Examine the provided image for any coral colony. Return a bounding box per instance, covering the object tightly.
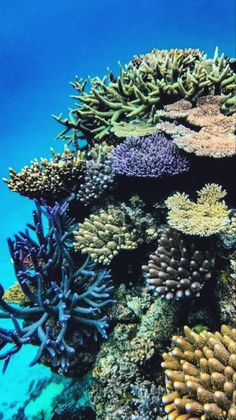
[1,48,236,419]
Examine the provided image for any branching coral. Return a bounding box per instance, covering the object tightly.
[163,95,236,158]
[3,146,85,202]
[78,142,116,206]
[166,184,230,236]
[143,227,215,300]
[0,202,114,372]
[74,202,158,265]
[111,133,190,178]
[162,325,236,420]
[53,48,236,144]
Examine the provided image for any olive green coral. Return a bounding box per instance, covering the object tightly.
[74,202,158,265]
[166,184,230,237]
[3,282,28,304]
[54,48,236,144]
[3,146,85,201]
[162,324,236,420]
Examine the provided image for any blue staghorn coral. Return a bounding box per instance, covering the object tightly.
[0,201,114,373]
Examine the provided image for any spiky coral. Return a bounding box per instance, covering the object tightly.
[162,95,236,158]
[3,146,85,202]
[78,142,116,206]
[54,48,236,144]
[143,227,215,300]
[111,133,190,178]
[166,184,229,236]
[74,202,158,265]
[0,202,114,372]
[162,325,236,420]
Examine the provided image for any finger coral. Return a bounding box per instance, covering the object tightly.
[163,95,236,158]
[78,142,116,206]
[142,227,215,300]
[0,201,114,372]
[54,48,236,144]
[111,133,190,178]
[74,203,158,265]
[162,324,236,420]
[166,184,230,236]
[3,146,85,202]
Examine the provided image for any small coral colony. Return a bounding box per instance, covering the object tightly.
[1,48,236,419]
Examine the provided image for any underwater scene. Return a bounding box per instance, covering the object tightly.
[0,0,235,419]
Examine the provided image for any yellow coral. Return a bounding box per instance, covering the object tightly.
[166,184,229,236]
[162,325,236,420]
[3,282,27,304]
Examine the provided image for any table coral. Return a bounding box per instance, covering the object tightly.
[0,201,114,373]
[3,146,85,202]
[166,184,230,236]
[162,325,236,420]
[111,133,190,178]
[53,48,236,144]
[163,95,236,158]
[143,227,215,300]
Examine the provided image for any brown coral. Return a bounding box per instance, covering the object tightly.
[163,95,236,158]
[162,325,236,420]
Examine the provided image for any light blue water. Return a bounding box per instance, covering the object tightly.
[0,0,235,416]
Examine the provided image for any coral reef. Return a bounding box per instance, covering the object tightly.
[3,146,85,202]
[162,324,236,420]
[3,282,28,305]
[143,227,215,300]
[0,202,114,372]
[166,183,230,236]
[54,48,236,144]
[74,201,158,265]
[111,133,190,178]
[162,95,236,158]
[219,211,236,248]
[78,142,116,206]
[110,121,159,138]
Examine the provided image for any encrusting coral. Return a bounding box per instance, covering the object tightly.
[3,146,85,202]
[143,227,215,300]
[162,324,236,420]
[0,201,114,373]
[161,95,236,158]
[111,133,190,178]
[3,282,28,305]
[53,48,236,144]
[166,184,230,237]
[74,202,158,265]
[78,142,116,206]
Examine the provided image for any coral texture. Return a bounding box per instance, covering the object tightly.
[0,202,114,372]
[111,133,190,178]
[3,282,28,305]
[54,48,236,144]
[110,122,160,138]
[74,203,158,265]
[143,227,215,300]
[162,325,236,420]
[219,212,236,249]
[163,95,236,158]
[4,147,85,202]
[166,184,229,236]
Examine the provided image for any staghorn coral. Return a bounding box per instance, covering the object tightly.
[74,202,158,265]
[162,324,236,420]
[143,227,215,300]
[0,201,114,373]
[111,133,190,178]
[166,184,230,236]
[3,146,85,202]
[162,95,236,158]
[78,142,116,206]
[53,48,236,144]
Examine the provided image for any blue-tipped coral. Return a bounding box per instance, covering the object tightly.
[111,133,190,178]
[0,201,114,373]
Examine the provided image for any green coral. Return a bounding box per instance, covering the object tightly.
[54,47,236,144]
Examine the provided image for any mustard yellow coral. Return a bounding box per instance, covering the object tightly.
[3,282,27,304]
[162,325,236,420]
[166,184,229,236]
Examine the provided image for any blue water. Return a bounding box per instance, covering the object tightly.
[0,0,235,416]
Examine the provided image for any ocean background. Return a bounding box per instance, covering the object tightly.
[0,0,235,417]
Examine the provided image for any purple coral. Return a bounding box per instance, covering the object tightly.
[111,134,190,178]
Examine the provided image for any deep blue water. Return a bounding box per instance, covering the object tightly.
[0,0,235,416]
